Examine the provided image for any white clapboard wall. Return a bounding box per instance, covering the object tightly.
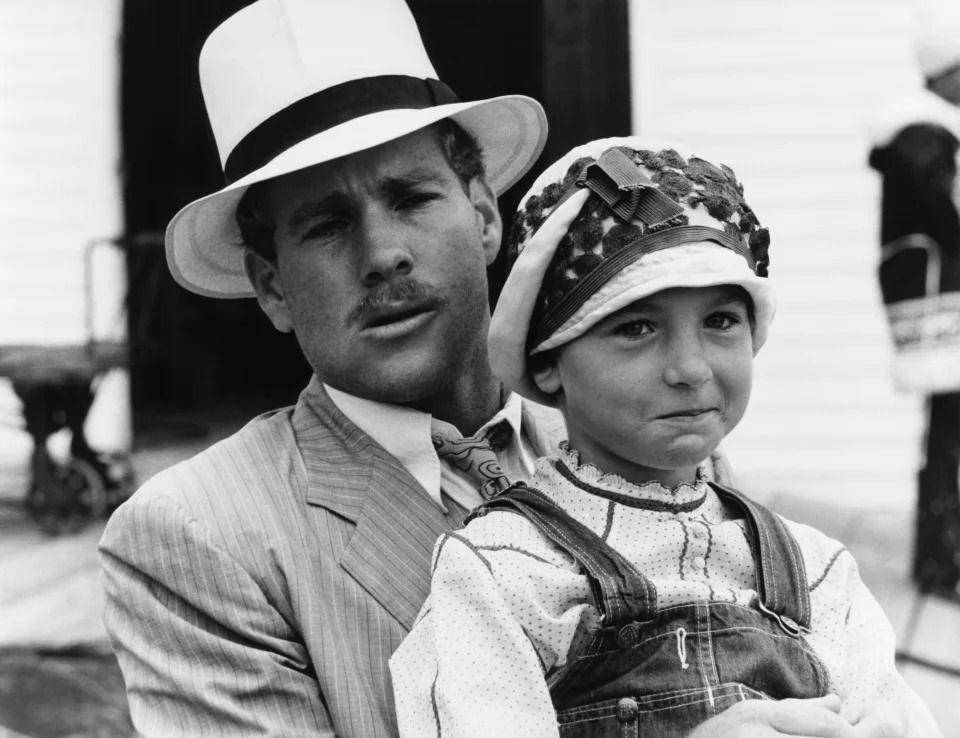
[0,0,126,478]
[628,0,927,508]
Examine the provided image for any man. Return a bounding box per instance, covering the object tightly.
[101,1,891,736]
[100,1,557,735]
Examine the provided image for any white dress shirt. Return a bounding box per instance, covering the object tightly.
[324,384,537,512]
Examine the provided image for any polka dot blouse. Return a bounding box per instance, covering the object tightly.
[390,445,939,737]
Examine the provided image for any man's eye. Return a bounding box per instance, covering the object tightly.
[303,219,347,241]
[395,192,439,211]
[705,312,741,330]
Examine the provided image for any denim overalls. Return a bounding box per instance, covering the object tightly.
[469,481,830,737]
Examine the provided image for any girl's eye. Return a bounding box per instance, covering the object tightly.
[614,319,654,337]
[705,312,741,330]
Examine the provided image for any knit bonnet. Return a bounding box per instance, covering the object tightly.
[488,136,776,406]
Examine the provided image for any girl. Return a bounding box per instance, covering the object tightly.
[390,138,938,737]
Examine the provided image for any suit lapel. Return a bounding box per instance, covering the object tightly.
[339,451,462,630]
[294,379,458,631]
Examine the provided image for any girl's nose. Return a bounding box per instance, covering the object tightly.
[663,335,711,387]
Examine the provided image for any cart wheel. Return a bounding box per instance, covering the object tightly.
[100,453,136,508]
[69,458,108,517]
[26,458,106,535]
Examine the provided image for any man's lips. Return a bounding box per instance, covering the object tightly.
[360,299,439,330]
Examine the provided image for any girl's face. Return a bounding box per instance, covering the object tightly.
[533,285,754,489]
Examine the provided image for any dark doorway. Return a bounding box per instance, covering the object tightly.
[120,0,630,421]
[121,0,307,422]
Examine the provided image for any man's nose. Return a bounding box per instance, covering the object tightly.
[662,332,711,387]
[359,219,414,286]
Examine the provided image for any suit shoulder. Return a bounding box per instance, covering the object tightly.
[113,407,305,529]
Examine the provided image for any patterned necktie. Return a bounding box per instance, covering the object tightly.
[431,422,512,500]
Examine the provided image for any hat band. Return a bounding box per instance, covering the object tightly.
[530,225,753,348]
[223,75,460,184]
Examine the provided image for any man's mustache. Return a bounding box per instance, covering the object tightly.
[349,277,448,325]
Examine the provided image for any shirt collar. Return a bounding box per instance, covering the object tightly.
[323,383,524,507]
[544,441,710,510]
[429,389,524,444]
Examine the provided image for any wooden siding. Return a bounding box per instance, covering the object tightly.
[628,0,926,507]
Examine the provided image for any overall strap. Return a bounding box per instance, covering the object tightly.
[710,482,812,632]
[467,483,658,627]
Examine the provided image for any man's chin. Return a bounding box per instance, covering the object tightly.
[328,361,454,405]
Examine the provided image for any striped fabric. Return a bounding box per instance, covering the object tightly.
[98,377,566,737]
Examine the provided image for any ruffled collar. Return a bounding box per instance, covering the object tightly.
[545,441,710,510]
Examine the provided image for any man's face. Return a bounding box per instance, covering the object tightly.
[245,128,501,404]
[535,286,753,487]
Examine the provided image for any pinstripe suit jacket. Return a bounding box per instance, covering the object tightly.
[99,377,566,737]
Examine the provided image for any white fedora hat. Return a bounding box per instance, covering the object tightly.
[165,0,548,298]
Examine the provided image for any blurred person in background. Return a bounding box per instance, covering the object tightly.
[868,1,960,601]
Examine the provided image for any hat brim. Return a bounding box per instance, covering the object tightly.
[488,189,591,407]
[166,94,547,298]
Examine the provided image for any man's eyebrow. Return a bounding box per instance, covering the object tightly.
[378,168,449,194]
[287,192,351,232]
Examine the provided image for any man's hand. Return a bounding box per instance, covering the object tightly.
[688,695,859,737]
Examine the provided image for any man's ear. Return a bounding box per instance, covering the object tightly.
[468,177,502,266]
[243,248,294,333]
